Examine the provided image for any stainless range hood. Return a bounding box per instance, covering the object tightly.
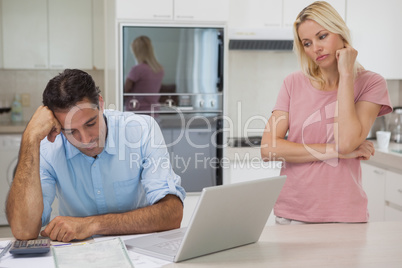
[228,27,294,51]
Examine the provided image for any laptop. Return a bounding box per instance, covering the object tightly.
[124,175,286,262]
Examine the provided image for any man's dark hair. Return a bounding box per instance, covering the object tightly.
[43,69,101,111]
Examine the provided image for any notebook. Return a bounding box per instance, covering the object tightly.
[125,175,286,262]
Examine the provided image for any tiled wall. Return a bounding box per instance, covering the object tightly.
[227,51,402,137]
[0,69,104,122]
[0,56,400,130]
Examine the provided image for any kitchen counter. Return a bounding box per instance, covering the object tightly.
[0,121,28,134]
[2,222,401,267]
[225,140,402,173]
[166,221,402,268]
[367,141,402,173]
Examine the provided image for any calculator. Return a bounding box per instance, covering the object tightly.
[9,238,51,255]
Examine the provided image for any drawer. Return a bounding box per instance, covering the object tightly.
[385,170,402,207]
[384,205,402,221]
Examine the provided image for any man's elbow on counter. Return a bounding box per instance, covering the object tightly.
[10,224,40,240]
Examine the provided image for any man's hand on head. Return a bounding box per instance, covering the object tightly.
[25,106,61,143]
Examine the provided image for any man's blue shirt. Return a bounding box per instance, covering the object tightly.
[39,110,185,226]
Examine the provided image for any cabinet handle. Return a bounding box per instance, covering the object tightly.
[373,170,385,175]
[153,14,171,18]
[398,189,402,194]
[34,64,47,68]
[51,65,64,69]
[264,23,281,27]
[176,15,194,19]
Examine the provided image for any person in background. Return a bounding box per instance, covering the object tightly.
[124,36,164,113]
[6,69,185,242]
[261,1,392,224]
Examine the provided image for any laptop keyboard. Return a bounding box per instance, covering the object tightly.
[154,238,182,251]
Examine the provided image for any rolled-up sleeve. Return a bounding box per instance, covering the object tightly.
[138,116,186,204]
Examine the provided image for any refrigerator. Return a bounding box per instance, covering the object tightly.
[119,24,225,192]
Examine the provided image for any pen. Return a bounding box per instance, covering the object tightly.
[0,241,12,261]
[52,243,72,247]
[52,242,87,247]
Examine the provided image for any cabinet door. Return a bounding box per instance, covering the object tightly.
[347,0,402,79]
[229,0,281,28]
[93,0,105,70]
[385,170,402,208]
[2,0,48,69]
[283,0,345,28]
[385,206,402,221]
[115,0,173,20]
[48,0,92,69]
[361,162,386,222]
[174,0,229,21]
[0,2,3,69]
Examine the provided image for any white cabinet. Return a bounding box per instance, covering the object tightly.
[346,0,402,79]
[174,0,229,22]
[48,0,92,69]
[229,0,282,29]
[2,0,48,69]
[0,1,3,69]
[229,0,345,29]
[115,0,229,22]
[384,170,402,221]
[361,162,402,222]
[116,0,173,20]
[361,162,386,222]
[93,0,105,70]
[1,0,96,70]
[282,0,345,27]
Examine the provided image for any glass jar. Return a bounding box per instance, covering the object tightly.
[388,107,402,143]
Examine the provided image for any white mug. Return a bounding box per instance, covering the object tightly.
[376,131,391,150]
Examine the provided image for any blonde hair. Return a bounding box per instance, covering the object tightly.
[293,1,363,89]
[131,36,163,73]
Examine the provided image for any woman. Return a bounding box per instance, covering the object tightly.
[124,36,164,113]
[261,1,392,224]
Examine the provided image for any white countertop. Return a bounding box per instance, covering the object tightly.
[166,222,402,268]
[0,121,28,134]
[225,140,402,173]
[2,222,402,268]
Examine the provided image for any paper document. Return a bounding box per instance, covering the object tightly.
[52,237,134,268]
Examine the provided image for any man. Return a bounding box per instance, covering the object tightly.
[6,69,185,242]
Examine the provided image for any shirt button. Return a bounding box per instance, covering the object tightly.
[93,164,96,167]
[97,190,101,195]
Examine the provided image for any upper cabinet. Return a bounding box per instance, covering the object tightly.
[229,0,345,30]
[347,0,402,79]
[282,0,345,27]
[1,0,103,70]
[2,0,48,69]
[173,0,229,22]
[115,0,173,20]
[115,0,229,22]
[48,0,92,70]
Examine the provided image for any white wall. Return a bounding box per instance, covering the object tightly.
[226,50,299,138]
